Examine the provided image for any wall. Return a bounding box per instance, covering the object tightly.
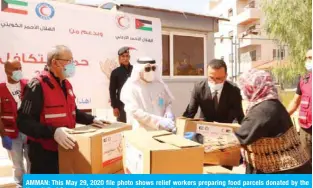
[113,6,216,118]
[119,6,215,32]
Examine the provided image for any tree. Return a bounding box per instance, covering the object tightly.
[261,0,312,84]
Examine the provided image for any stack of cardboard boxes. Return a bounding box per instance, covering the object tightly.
[59,117,242,174]
[59,123,132,174]
[59,123,204,174]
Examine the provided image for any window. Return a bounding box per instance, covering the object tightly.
[173,35,204,76]
[250,50,257,61]
[273,49,285,60]
[281,49,285,60]
[273,49,277,59]
[161,32,206,77]
[229,53,233,63]
[229,30,233,38]
[228,8,233,17]
[162,35,170,76]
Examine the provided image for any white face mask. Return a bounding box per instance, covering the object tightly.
[143,71,155,82]
[305,60,312,71]
[208,82,224,91]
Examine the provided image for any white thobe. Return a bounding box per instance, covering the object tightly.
[120,79,173,131]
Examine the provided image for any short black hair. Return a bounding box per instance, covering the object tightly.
[207,59,227,73]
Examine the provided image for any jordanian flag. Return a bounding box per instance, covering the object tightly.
[1,0,28,15]
[135,19,152,31]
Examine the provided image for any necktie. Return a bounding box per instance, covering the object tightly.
[213,91,218,111]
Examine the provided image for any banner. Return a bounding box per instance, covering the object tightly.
[0,0,162,109]
[22,174,312,188]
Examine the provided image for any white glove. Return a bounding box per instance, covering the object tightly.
[158,118,175,132]
[54,127,76,150]
[92,117,108,128]
[164,112,175,121]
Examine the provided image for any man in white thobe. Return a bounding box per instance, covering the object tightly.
[120,57,175,132]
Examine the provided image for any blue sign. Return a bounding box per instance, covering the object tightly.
[23,174,312,188]
[35,2,55,20]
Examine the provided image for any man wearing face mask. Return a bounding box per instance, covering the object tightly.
[17,45,105,174]
[109,47,133,123]
[288,49,312,163]
[183,59,244,124]
[120,57,175,132]
[0,59,30,186]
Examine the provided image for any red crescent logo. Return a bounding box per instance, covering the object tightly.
[40,5,48,16]
[118,16,125,27]
[116,15,130,29]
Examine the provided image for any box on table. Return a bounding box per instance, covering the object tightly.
[176,117,241,166]
[0,177,16,188]
[203,165,233,174]
[123,129,204,174]
[59,123,132,174]
[114,169,124,174]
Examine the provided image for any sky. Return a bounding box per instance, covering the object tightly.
[75,0,211,15]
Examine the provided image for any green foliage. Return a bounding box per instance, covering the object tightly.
[261,0,312,84]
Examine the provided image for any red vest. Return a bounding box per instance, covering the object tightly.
[34,71,76,151]
[298,72,312,129]
[0,79,28,139]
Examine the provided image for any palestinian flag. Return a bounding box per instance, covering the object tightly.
[1,0,28,15]
[135,19,152,31]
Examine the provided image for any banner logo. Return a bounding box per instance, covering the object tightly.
[1,0,28,15]
[115,14,130,30]
[35,2,55,20]
[135,19,152,31]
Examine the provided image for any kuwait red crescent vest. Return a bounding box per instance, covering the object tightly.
[34,71,76,151]
[298,72,312,129]
[0,79,28,139]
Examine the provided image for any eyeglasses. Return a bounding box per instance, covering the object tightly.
[208,76,225,83]
[56,59,74,64]
[144,66,156,72]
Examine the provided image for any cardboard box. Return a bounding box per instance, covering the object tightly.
[59,123,132,174]
[176,117,240,136]
[203,165,233,174]
[114,169,124,174]
[176,117,241,166]
[202,146,241,166]
[0,177,16,188]
[123,129,204,174]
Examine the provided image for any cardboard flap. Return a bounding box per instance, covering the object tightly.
[149,130,173,138]
[69,126,99,134]
[177,117,203,121]
[153,134,201,148]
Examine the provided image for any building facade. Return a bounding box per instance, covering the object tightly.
[209,0,287,80]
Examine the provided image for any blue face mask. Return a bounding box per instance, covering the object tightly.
[305,60,312,71]
[63,62,76,78]
[11,70,23,82]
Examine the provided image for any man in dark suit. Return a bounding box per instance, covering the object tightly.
[183,59,244,123]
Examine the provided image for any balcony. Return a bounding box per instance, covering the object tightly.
[238,33,262,48]
[236,8,261,25]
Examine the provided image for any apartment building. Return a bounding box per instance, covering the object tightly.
[209,0,287,79]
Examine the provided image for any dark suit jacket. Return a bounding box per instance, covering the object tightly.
[183,80,244,123]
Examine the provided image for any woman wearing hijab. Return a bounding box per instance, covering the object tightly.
[235,69,311,174]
